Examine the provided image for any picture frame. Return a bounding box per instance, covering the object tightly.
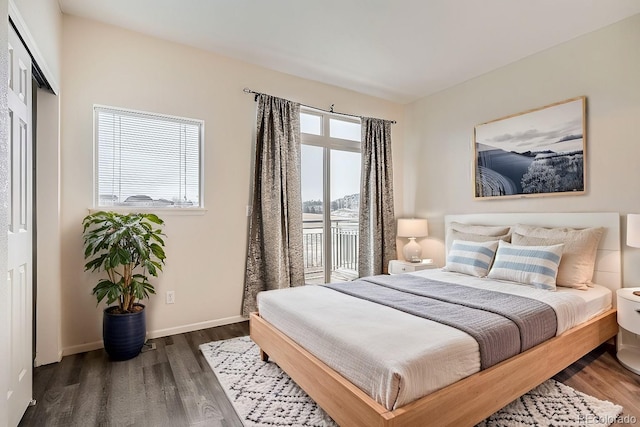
[473,96,586,199]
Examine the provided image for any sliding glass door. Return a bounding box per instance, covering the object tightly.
[301,110,361,284]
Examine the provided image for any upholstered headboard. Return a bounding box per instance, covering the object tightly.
[444,212,621,292]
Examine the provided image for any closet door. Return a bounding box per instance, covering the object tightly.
[7,24,33,426]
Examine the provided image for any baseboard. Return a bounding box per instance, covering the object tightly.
[34,349,64,367]
[61,315,248,357]
[62,340,104,357]
[146,315,247,339]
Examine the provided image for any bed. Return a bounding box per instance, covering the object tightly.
[250,212,621,427]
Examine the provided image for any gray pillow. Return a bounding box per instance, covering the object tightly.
[449,222,511,236]
[449,229,511,244]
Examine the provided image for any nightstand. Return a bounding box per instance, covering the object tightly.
[388,259,437,275]
[616,288,640,375]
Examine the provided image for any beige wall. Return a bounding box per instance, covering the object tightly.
[60,15,404,354]
[404,14,640,283]
[35,88,62,365]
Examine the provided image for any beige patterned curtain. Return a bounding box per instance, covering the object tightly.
[242,94,304,316]
[358,117,396,277]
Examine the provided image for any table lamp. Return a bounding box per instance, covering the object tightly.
[627,214,640,297]
[397,218,429,263]
[627,214,640,248]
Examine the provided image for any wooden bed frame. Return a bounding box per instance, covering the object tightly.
[251,310,617,427]
[250,212,621,427]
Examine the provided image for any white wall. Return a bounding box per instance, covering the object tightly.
[11,0,61,91]
[404,14,640,284]
[60,15,405,354]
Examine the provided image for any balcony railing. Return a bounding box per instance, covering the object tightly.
[303,219,359,283]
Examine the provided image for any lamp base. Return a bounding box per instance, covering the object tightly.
[403,238,423,263]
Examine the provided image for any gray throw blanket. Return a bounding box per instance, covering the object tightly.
[325,274,557,369]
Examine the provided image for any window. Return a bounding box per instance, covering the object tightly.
[94,106,203,208]
[300,109,361,284]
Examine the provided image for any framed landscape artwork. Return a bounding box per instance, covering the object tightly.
[473,96,586,199]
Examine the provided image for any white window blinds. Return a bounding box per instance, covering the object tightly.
[94,106,203,208]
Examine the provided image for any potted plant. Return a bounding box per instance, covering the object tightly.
[82,211,166,360]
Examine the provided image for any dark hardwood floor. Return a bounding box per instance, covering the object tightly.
[20,322,249,427]
[20,322,640,427]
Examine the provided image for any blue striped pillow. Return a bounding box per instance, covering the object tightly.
[444,239,499,277]
[487,240,564,290]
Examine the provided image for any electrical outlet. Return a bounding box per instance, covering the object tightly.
[166,291,175,304]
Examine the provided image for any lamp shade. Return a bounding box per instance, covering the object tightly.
[627,214,640,248]
[397,218,429,238]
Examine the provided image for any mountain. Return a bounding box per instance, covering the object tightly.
[303,193,360,214]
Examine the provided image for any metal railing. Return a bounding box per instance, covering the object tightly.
[330,225,358,271]
[303,219,358,278]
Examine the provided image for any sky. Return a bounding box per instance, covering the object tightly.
[300,112,362,202]
[301,145,360,201]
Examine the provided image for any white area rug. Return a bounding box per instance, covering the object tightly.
[200,336,623,427]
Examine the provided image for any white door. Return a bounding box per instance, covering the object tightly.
[7,25,33,426]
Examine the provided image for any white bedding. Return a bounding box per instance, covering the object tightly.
[256,269,612,410]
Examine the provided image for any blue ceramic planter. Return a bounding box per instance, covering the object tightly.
[103,304,146,360]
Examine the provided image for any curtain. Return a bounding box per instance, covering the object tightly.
[358,117,396,277]
[242,94,304,316]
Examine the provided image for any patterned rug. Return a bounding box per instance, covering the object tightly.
[200,336,623,427]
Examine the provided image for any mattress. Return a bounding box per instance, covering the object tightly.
[256,269,612,410]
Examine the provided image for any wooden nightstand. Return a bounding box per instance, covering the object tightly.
[617,287,640,375]
[388,259,437,275]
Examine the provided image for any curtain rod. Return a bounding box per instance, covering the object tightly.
[242,87,396,124]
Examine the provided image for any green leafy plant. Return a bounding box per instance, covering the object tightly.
[83,211,166,313]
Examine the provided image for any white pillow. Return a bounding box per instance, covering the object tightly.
[512,225,603,289]
[444,239,499,277]
[488,240,564,291]
[449,222,511,236]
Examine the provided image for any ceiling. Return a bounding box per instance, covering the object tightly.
[58,0,640,104]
